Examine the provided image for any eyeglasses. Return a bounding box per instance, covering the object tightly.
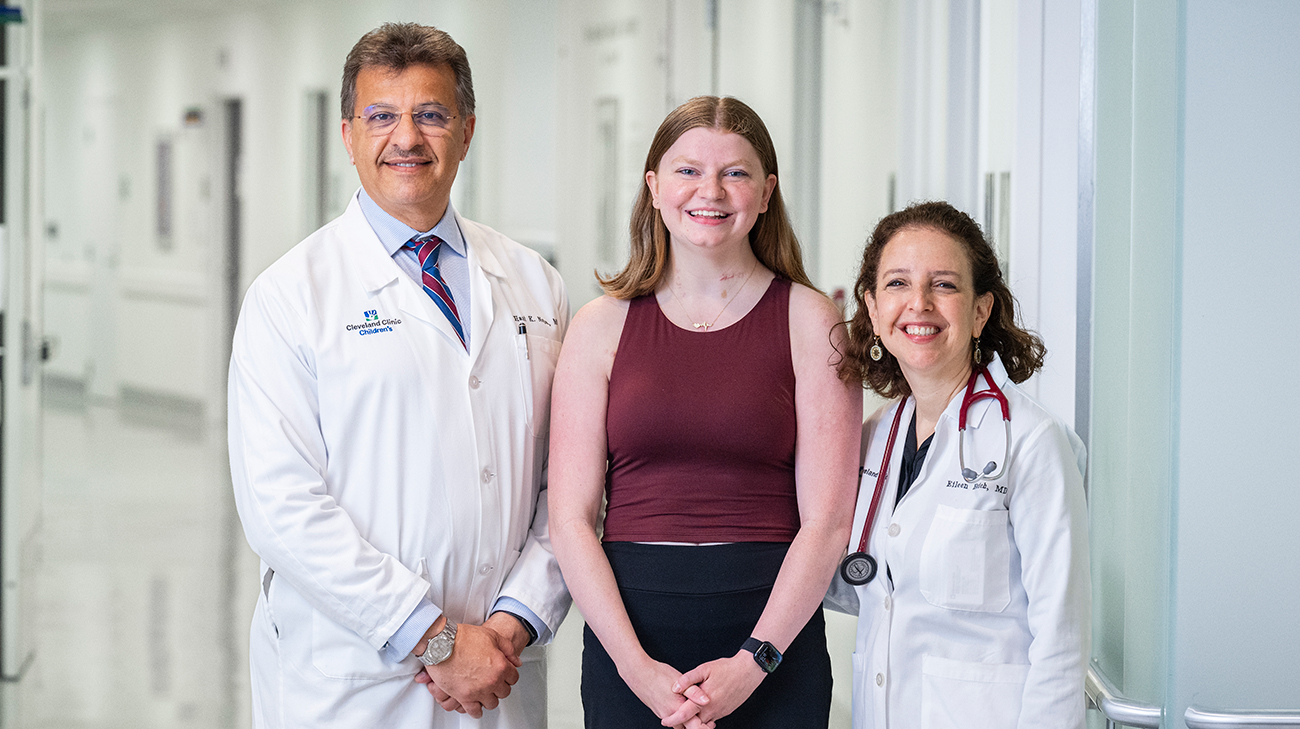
[354,105,458,136]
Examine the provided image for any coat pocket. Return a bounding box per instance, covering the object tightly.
[920,655,1029,729]
[261,567,280,639]
[310,610,413,681]
[309,558,428,682]
[919,504,1012,611]
[515,334,562,437]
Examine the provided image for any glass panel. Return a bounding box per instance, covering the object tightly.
[1087,0,1177,714]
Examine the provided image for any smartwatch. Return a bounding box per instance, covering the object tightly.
[741,637,782,674]
[417,618,458,666]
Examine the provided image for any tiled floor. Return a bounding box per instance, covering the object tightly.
[21,402,254,728]
[15,398,856,728]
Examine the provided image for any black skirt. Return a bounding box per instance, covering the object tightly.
[580,542,832,728]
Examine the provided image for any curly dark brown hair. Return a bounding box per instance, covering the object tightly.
[838,201,1045,398]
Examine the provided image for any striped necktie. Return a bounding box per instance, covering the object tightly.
[404,235,466,350]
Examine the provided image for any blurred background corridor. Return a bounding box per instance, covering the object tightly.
[2,1,1298,727]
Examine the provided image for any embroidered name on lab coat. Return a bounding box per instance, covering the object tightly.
[946,479,1007,494]
[512,314,559,327]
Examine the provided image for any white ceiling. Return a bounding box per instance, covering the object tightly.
[43,0,282,33]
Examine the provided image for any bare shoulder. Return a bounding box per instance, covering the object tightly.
[787,282,846,352]
[568,295,629,341]
[558,295,630,376]
[788,282,842,327]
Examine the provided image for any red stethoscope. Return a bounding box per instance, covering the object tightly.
[839,365,1011,586]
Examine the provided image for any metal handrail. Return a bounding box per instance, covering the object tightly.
[1185,706,1300,728]
[1086,659,1163,728]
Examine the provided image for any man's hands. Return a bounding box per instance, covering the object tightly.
[413,613,529,717]
[481,611,532,657]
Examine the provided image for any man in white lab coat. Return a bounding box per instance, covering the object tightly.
[228,22,570,728]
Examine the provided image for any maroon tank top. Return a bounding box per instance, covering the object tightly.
[602,277,800,543]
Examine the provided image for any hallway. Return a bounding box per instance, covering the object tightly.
[30,394,251,728]
[22,389,856,727]
[5,1,1299,727]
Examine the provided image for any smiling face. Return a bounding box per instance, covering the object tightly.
[644,127,777,254]
[865,226,994,390]
[342,62,475,231]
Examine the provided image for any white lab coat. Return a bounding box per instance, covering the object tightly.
[826,354,1090,729]
[229,194,571,729]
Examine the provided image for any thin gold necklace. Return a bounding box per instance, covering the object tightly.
[668,259,759,330]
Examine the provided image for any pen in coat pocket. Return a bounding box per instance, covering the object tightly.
[518,322,530,359]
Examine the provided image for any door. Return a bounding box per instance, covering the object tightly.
[0,10,44,716]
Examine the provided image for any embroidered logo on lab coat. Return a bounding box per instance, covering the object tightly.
[346,310,403,336]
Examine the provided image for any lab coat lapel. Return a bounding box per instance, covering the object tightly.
[458,212,504,366]
[868,398,913,570]
[339,193,471,353]
[393,274,466,350]
[398,282,475,357]
[887,397,915,513]
[340,195,403,297]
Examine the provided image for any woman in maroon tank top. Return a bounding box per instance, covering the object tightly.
[549,97,862,729]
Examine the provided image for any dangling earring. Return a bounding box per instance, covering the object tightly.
[973,337,982,365]
[870,336,884,362]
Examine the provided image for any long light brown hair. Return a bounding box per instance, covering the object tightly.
[838,201,1045,397]
[599,96,814,299]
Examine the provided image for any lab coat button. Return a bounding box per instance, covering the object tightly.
[482,468,495,483]
[469,375,481,389]
[875,673,884,686]
[884,596,892,611]
[888,523,900,537]
[478,564,493,576]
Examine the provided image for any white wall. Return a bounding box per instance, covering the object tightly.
[1009,0,1081,424]
[554,0,681,303]
[817,0,901,301]
[978,0,1016,267]
[1173,0,1300,716]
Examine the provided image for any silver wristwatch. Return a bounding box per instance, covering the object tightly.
[417,618,458,666]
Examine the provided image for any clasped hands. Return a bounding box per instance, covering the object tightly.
[413,612,529,718]
[631,649,768,729]
[412,615,766,728]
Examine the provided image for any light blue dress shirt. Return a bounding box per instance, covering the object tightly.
[355,190,551,660]
[358,189,473,345]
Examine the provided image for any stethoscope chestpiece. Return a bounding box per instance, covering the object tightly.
[840,552,878,586]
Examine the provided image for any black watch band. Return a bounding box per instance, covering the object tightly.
[493,609,538,646]
[741,637,782,674]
